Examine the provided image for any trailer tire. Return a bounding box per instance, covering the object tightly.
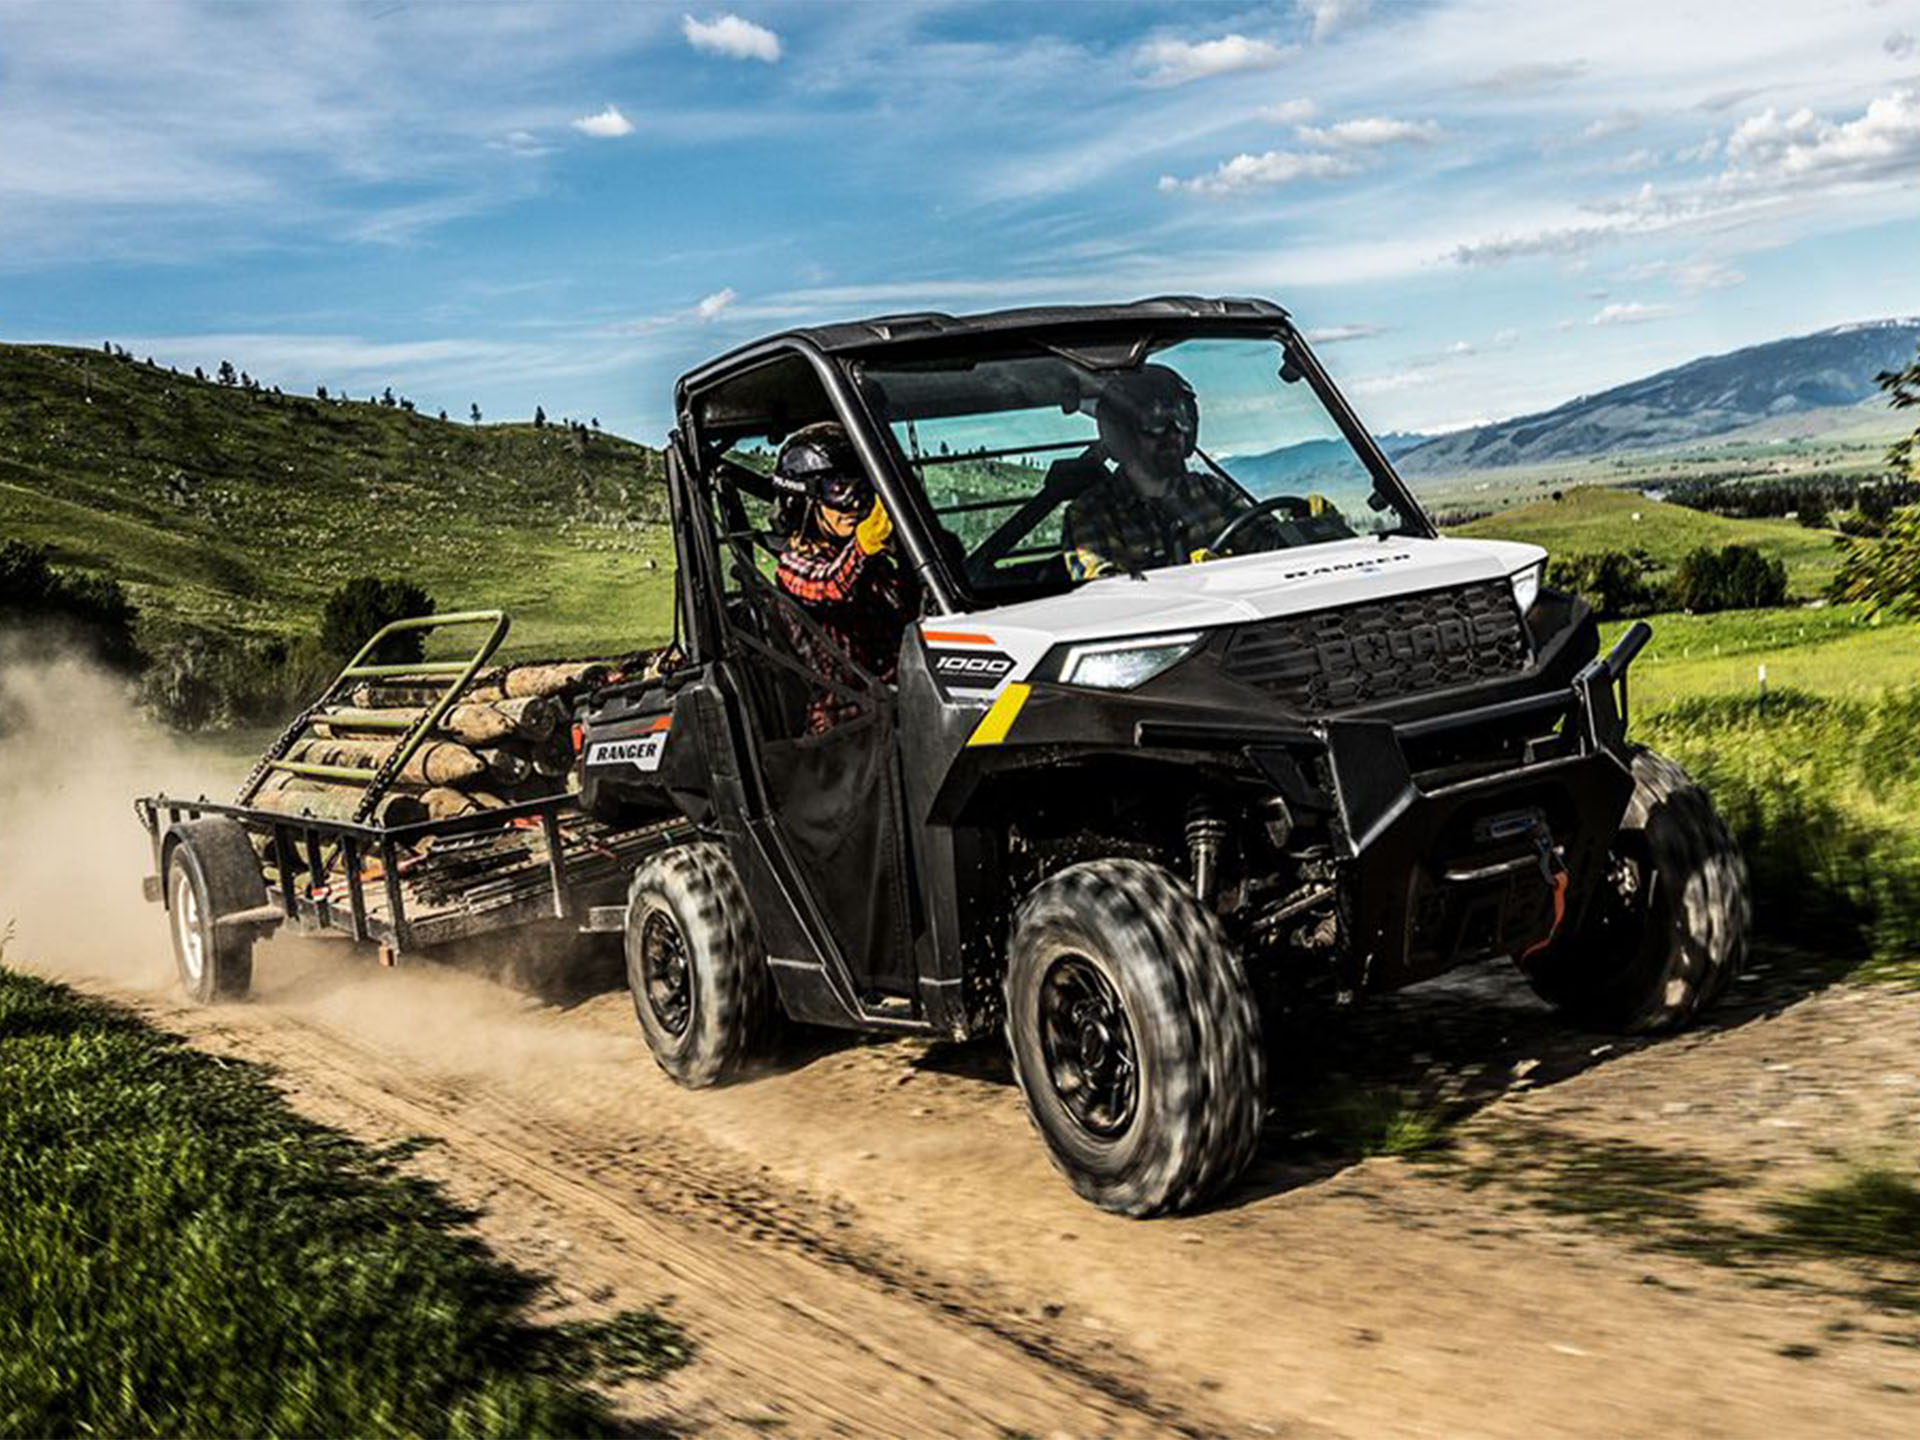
[623,842,774,1088]
[1525,748,1749,1033]
[1005,859,1265,1217]
[163,819,265,1003]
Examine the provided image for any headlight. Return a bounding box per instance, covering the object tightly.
[1509,561,1544,615]
[1058,632,1203,690]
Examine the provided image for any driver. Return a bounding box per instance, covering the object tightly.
[1059,364,1275,581]
[773,421,909,734]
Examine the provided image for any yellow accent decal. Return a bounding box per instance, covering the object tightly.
[966,683,1031,747]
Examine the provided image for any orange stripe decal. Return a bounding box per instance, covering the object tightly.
[923,630,996,645]
[648,715,673,732]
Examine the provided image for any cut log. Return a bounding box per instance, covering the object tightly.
[251,773,429,827]
[317,696,563,746]
[501,662,611,700]
[286,736,487,788]
[530,727,576,779]
[475,744,532,786]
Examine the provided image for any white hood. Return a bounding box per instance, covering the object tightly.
[918,536,1546,700]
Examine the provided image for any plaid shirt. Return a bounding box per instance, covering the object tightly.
[775,535,908,734]
[1060,455,1263,581]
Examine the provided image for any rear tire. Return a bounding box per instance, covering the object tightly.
[1004,859,1265,1217]
[623,841,775,1087]
[164,823,262,1003]
[1525,748,1749,1033]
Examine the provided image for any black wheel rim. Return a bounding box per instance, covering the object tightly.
[640,910,693,1037]
[1038,954,1138,1139]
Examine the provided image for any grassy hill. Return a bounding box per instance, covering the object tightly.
[0,344,674,657]
[1453,485,1844,597]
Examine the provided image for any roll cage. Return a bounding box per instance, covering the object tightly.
[671,296,1440,625]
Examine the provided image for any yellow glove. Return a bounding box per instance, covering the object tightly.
[1189,547,1219,564]
[855,497,893,555]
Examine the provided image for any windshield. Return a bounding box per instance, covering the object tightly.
[854,335,1424,602]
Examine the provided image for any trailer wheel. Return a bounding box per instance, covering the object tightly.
[623,842,774,1088]
[163,819,265,1003]
[1005,859,1265,1217]
[1525,748,1749,1033]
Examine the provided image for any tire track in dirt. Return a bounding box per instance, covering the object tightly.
[137,992,1259,1440]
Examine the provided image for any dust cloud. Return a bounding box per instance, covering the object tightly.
[0,630,209,987]
[0,628,633,1080]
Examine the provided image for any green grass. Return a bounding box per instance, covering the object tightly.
[0,964,689,1438]
[1603,606,1920,710]
[0,343,673,657]
[1456,485,1846,596]
[1637,687,1920,976]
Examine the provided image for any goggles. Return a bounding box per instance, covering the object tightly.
[1131,394,1199,440]
[817,472,874,513]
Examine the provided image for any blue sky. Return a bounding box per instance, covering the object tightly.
[4,0,1919,440]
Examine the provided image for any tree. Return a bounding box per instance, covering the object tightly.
[1878,343,1920,483]
[1546,550,1660,619]
[382,386,396,407]
[316,383,329,401]
[533,405,546,428]
[1830,349,1920,617]
[0,540,142,671]
[217,360,237,385]
[437,408,448,422]
[1671,544,1788,613]
[319,576,435,663]
[194,366,207,382]
[470,402,482,425]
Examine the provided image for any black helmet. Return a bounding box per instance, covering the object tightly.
[775,421,872,513]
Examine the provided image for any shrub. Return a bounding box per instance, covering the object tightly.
[1832,504,1920,619]
[319,575,434,663]
[0,540,141,671]
[1546,549,1662,619]
[1670,543,1789,613]
[139,632,337,732]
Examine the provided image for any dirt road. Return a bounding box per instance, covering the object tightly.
[72,936,1920,1440]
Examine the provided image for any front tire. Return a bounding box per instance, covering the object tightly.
[1004,859,1265,1217]
[623,841,775,1087]
[1525,748,1749,1032]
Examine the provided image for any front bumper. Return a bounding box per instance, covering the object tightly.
[1141,622,1649,990]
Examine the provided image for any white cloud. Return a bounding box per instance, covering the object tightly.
[1723,88,1920,184]
[1304,322,1383,344]
[1297,116,1440,148]
[1464,60,1589,94]
[571,105,634,138]
[682,12,782,63]
[1135,34,1292,87]
[1581,112,1641,141]
[489,130,551,159]
[1452,225,1618,265]
[1259,98,1317,124]
[1492,328,1521,345]
[1158,149,1359,196]
[1447,339,1475,355]
[1624,258,1746,293]
[1888,32,1916,61]
[695,286,736,320]
[1299,0,1370,42]
[1591,301,1673,326]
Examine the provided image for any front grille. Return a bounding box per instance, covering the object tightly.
[1220,580,1529,713]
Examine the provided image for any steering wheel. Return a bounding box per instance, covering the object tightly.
[1204,494,1312,556]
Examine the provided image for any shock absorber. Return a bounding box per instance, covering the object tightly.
[1186,797,1229,904]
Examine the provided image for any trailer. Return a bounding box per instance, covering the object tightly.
[137,609,688,1001]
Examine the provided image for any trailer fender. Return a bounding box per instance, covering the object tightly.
[161,817,274,929]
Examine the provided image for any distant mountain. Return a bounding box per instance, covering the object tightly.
[1396,318,1920,476]
[1225,431,1430,494]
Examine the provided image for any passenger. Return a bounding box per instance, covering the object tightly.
[773,421,909,734]
[1059,364,1273,580]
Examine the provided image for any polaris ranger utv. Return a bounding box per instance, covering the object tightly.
[579,296,1749,1215]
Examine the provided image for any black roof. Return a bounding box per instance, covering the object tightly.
[678,294,1292,394]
